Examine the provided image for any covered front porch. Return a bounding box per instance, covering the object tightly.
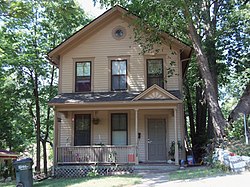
[54,106,183,166]
[51,86,185,166]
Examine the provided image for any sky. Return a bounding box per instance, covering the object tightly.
[76,0,109,18]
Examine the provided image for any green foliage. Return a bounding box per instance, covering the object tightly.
[0,76,34,151]
[168,141,182,159]
[0,0,90,170]
[87,165,99,177]
[211,161,230,172]
[218,2,250,100]
[227,139,250,156]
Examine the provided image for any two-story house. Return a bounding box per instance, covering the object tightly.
[48,5,192,172]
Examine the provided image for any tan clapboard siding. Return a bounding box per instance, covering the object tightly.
[59,112,73,146]
[92,111,109,145]
[61,59,73,93]
[129,55,146,91]
[62,18,144,92]
[166,48,179,90]
[60,17,181,93]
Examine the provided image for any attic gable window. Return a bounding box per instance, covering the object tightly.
[75,61,91,92]
[147,59,164,88]
[111,60,127,91]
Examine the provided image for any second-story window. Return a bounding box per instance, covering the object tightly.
[111,60,127,91]
[147,59,164,88]
[75,61,91,92]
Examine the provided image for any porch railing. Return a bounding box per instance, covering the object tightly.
[57,145,136,164]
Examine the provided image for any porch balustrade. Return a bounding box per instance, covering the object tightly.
[57,145,136,164]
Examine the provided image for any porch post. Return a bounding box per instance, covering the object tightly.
[135,109,139,165]
[174,108,179,165]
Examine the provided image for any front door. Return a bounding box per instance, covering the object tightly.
[148,119,166,161]
[74,114,91,146]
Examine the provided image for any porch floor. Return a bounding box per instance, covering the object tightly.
[134,163,179,174]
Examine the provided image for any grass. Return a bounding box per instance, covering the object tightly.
[168,166,228,181]
[1,174,141,187]
[1,166,231,186]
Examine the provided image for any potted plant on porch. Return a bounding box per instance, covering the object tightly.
[168,141,182,161]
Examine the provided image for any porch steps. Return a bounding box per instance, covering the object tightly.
[134,164,179,174]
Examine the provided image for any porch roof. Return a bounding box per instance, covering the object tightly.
[49,90,182,105]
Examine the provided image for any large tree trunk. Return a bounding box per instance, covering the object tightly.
[184,7,227,139]
[204,0,219,140]
[195,82,207,135]
[193,80,207,162]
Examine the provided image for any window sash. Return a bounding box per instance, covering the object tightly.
[75,61,91,92]
[111,60,127,90]
[111,114,128,145]
[147,59,163,88]
[74,114,91,146]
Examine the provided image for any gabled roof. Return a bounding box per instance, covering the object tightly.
[47,5,192,67]
[132,84,180,101]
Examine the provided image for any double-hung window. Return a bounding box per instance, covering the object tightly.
[75,61,91,92]
[147,59,164,88]
[74,114,91,146]
[111,113,128,145]
[111,60,127,91]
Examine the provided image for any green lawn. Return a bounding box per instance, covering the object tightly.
[1,174,141,187]
[1,167,230,186]
[168,167,228,181]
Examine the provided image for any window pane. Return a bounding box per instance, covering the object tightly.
[112,114,126,130]
[83,62,91,76]
[112,131,127,145]
[76,78,91,92]
[112,61,119,75]
[77,62,90,76]
[148,77,163,88]
[112,75,127,90]
[112,115,120,129]
[148,59,163,75]
[119,61,127,74]
[112,76,119,90]
[76,63,84,76]
[119,75,127,90]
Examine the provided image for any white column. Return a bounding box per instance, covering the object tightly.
[174,108,179,165]
[135,109,139,165]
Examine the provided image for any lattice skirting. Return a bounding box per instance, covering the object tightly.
[53,164,134,178]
